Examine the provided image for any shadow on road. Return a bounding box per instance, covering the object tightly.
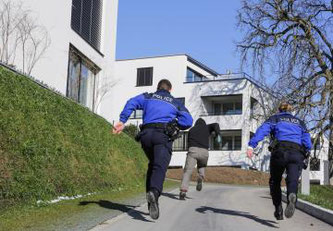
[161,192,192,200]
[79,200,153,223]
[196,206,278,228]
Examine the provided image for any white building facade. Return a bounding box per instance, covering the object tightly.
[108,54,329,184]
[9,0,118,112]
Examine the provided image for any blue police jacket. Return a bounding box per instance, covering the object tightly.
[119,89,193,130]
[248,112,312,152]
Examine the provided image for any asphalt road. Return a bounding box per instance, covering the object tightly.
[90,184,332,231]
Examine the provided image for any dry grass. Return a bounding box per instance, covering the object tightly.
[167,166,275,186]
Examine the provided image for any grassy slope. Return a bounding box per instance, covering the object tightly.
[0,66,147,208]
[0,180,179,231]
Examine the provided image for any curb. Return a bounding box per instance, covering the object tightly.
[282,193,333,226]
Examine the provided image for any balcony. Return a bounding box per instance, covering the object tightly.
[201,94,243,116]
[184,72,276,97]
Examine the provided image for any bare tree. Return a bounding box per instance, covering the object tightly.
[237,0,333,181]
[0,0,50,74]
[93,77,118,113]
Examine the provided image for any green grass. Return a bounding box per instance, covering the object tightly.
[0,66,147,208]
[0,180,179,231]
[298,185,333,210]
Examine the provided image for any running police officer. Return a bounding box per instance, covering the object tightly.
[113,79,193,220]
[247,102,311,220]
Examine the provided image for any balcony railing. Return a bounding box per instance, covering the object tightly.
[185,72,276,96]
[200,110,242,116]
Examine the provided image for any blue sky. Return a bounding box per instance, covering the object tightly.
[116,0,243,74]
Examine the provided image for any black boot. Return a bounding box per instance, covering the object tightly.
[274,204,284,220]
[196,178,203,191]
[147,190,159,220]
[179,191,186,200]
[285,193,296,218]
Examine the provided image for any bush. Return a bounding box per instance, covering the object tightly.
[123,124,139,140]
[0,67,147,207]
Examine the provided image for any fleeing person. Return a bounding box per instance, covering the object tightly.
[247,102,311,220]
[113,79,193,220]
[179,118,220,200]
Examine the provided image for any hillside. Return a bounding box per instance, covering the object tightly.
[0,66,147,209]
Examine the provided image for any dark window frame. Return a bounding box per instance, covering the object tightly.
[136,67,153,87]
[212,97,243,116]
[71,0,104,55]
[186,67,205,82]
[210,130,242,151]
[310,158,320,171]
[66,45,101,109]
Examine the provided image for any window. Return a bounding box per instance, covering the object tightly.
[213,104,221,115]
[67,46,100,109]
[172,132,188,151]
[310,158,320,171]
[137,67,153,86]
[71,0,103,51]
[210,130,242,151]
[213,102,242,115]
[250,97,258,117]
[186,67,205,82]
[209,95,243,116]
[129,110,143,119]
[176,97,185,105]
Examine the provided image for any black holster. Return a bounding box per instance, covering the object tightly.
[165,121,180,141]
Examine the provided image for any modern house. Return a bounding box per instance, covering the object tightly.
[107,54,329,184]
[9,0,118,113]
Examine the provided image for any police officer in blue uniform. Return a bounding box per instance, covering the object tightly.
[247,102,312,220]
[113,79,193,220]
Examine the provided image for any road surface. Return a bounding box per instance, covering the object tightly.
[91,184,332,231]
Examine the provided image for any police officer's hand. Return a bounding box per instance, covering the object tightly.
[247,147,254,159]
[113,122,125,134]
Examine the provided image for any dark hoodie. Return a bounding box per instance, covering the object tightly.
[188,118,220,149]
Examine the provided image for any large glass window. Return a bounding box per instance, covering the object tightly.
[186,67,205,82]
[71,0,103,51]
[67,46,100,110]
[137,67,153,86]
[210,130,242,151]
[172,132,188,151]
[209,95,242,116]
[213,102,242,115]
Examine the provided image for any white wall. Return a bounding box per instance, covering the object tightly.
[101,55,189,123]
[10,0,118,100]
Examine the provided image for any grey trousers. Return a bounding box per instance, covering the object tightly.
[180,147,209,191]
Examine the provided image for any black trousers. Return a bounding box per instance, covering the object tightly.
[140,128,172,197]
[269,144,304,207]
